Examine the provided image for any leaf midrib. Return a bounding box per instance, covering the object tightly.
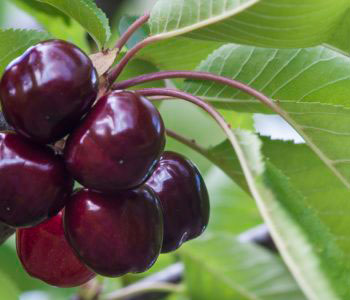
[150,0,260,40]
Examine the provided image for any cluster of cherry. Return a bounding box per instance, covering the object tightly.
[0,40,209,287]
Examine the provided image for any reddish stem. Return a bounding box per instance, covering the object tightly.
[108,36,158,85]
[114,14,150,53]
[136,87,259,202]
[136,88,225,122]
[135,88,241,154]
[113,71,282,115]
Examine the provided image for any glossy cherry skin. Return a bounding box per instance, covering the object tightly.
[0,223,15,245]
[0,132,73,227]
[0,39,98,144]
[17,211,95,287]
[146,151,210,253]
[64,91,165,192]
[64,187,163,277]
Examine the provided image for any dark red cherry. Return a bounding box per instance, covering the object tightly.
[146,151,209,253]
[64,187,163,277]
[64,91,165,192]
[0,223,15,245]
[17,211,95,287]
[0,39,98,144]
[0,132,73,227]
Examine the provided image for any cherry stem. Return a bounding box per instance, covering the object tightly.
[135,88,253,181]
[114,14,150,54]
[107,36,159,85]
[136,88,233,138]
[112,71,283,115]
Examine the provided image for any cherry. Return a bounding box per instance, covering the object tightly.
[146,151,209,253]
[0,39,98,144]
[64,187,163,277]
[0,132,73,227]
[64,90,165,193]
[17,211,95,287]
[0,223,15,245]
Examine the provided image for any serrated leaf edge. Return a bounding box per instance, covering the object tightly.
[233,130,339,300]
[36,0,111,48]
[79,0,111,45]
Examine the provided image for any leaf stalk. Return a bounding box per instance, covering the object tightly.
[114,14,150,54]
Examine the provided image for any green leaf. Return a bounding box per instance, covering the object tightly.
[220,111,255,131]
[326,8,350,55]
[208,140,249,191]
[8,0,88,51]
[206,167,262,234]
[185,44,350,188]
[149,0,348,48]
[0,1,6,27]
[123,0,159,16]
[161,99,224,175]
[181,234,306,300]
[167,294,190,300]
[260,136,350,300]
[0,29,51,76]
[120,58,165,89]
[138,37,222,72]
[185,44,350,110]
[207,130,350,299]
[121,3,224,74]
[117,5,224,80]
[149,0,259,40]
[35,0,111,48]
[0,269,19,300]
